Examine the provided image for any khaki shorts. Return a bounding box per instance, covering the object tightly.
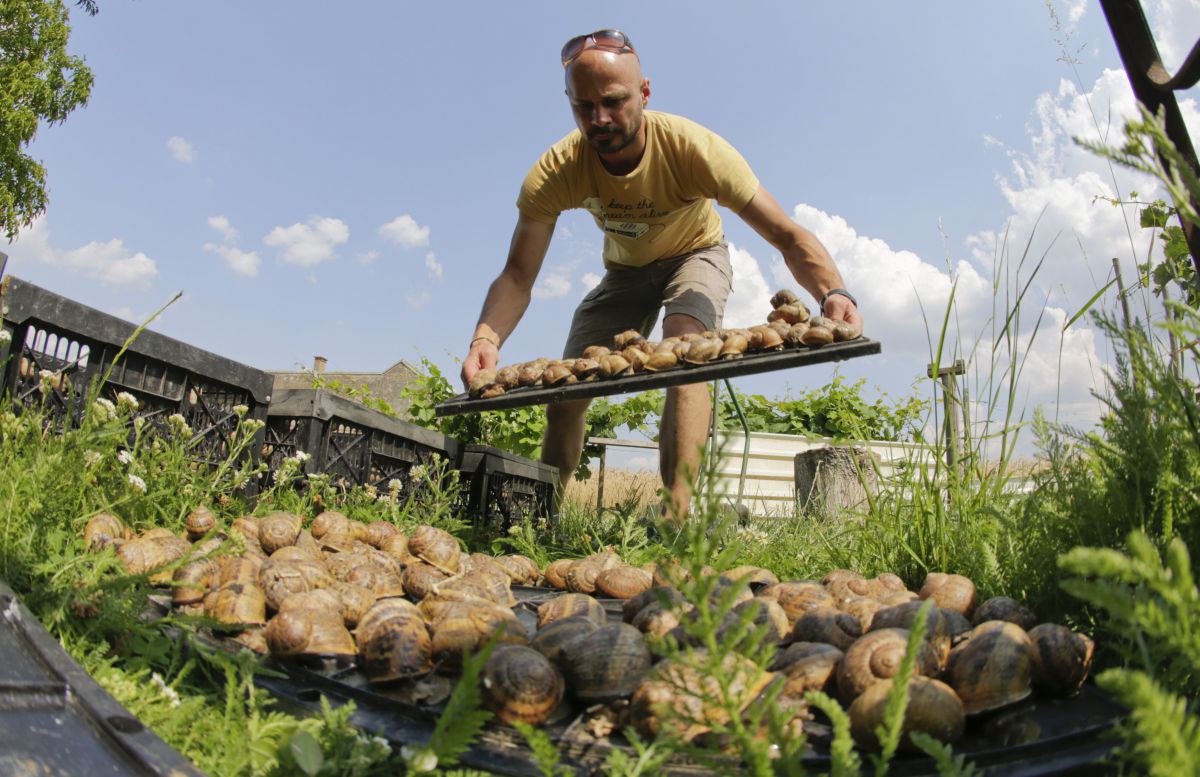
[562,243,733,358]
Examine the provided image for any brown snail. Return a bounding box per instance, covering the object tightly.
[264,589,356,658]
[536,593,607,629]
[595,566,653,600]
[800,326,834,347]
[257,558,334,612]
[257,512,303,555]
[468,370,498,397]
[356,598,431,682]
[870,600,955,668]
[760,581,836,623]
[172,558,219,608]
[541,363,577,386]
[408,525,461,574]
[770,289,800,309]
[530,616,599,667]
[849,676,965,750]
[918,572,977,617]
[791,606,862,650]
[972,596,1037,630]
[184,506,218,541]
[837,627,941,701]
[84,512,133,552]
[773,642,843,699]
[364,520,400,549]
[309,510,347,540]
[118,534,191,584]
[542,559,573,589]
[622,586,686,622]
[329,582,377,627]
[494,555,540,586]
[204,581,267,626]
[481,645,565,726]
[945,620,1034,714]
[1028,623,1094,697]
[402,562,449,601]
[719,333,749,359]
[561,623,652,702]
[721,566,780,589]
[430,603,527,671]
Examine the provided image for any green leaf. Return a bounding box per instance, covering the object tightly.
[287,730,324,776]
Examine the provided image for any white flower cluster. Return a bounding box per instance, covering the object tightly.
[115,392,140,412]
[37,369,55,394]
[735,525,770,546]
[232,404,249,418]
[166,413,192,437]
[117,449,134,465]
[91,398,117,422]
[83,450,102,467]
[401,746,437,773]
[150,672,181,708]
[293,451,310,463]
[127,473,147,493]
[388,478,404,493]
[0,329,11,346]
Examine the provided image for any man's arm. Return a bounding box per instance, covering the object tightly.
[461,212,556,386]
[736,186,862,328]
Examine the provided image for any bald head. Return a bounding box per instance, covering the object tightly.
[564,49,651,161]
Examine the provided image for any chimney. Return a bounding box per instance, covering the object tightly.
[313,355,327,374]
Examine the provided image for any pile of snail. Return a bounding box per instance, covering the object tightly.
[83,511,1095,755]
[467,288,863,400]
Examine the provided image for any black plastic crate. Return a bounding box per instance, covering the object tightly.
[0,276,272,467]
[264,388,460,494]
[456,444,559,533]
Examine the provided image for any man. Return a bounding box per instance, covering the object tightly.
[462,29,862,523]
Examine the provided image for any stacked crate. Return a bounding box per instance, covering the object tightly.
[456,444,559,534]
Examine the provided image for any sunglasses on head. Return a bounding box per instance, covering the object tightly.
[561,29,637,68]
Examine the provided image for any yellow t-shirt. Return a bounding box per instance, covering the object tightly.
[517,111,760,269]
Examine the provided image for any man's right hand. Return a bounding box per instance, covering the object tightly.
[461,338,500,388]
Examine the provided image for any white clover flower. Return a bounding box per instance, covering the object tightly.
[232,404,249,418]
[409,464,428,483]
[117,450,133,465]
[293,450,310,463]
[115,392,140,412]
[0,329,11,346]
[92,398,117,421]
[127,473,147,493]
[376,494,391,503]
[83,450,102,467]
[388,478,403,493]
[363,484,377,499]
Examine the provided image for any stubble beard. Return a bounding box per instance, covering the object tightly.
[587,112,643,156]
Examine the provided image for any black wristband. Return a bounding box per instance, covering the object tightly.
[821,288,857,308]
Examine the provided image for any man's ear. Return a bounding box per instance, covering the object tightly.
[641,78,651,106]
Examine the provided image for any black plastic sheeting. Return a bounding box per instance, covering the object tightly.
[0,580,206,777]
[435,338,883,416]
[248,586,1124,777]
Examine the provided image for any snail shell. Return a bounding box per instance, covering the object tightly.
[345,562,406,599]
[1028,623,1094,697]
[468,370,498,397]
[571,358,601,381]
[408,525,461,574]
[768,303,810,325]
[431,604,527,671]
[495,555,540,586]
[494,365,521,390]
[257,512,303,555]
[612,329,645,350]
[869,601,954,668]
[172,558,219,606]
[770,289,800,309]
[837,627,941,701]
[270,546,312,563]
[945,621,1034,714]
[517,362,546,387]
[643,350,679,372]
[185,506,218,541]
[598,353,632,379]
[536,593,607,628]
[622,586,685,623]
[730,597,791,642]
[118,535,191,583]
[620,346,649,372]
[356,598,431,682]
[364,521,400,549]
[258,558,333,612]
[721,565,780,589]
[748,325,784,350]
[541,363,577,386]
[791,606,862,650]
[719,333,749,359]
[481,645,565,726]
[630,651,775,741]
[230,627,268,654]
[595,566,653,599]
[561,623,651,702]
[972,596,1037,630]
[839,597,884,632]
[379,533,412,564]
[541,558,573,589]
[582,345,611,361]
[218,555,262,587]
[84,512,131,552]
[400,561,448,604]
[800,326,834,346]
[435,569,516,607]
[919,572,977,617]
[330,582,377,627]
[204,582,267,625]
[833,322,861,342]
[849,676,965,749]
[783,322,810,347]
[879,590,920,607]
[309,511,347,540]
[772,642,843,698]
[564,553,621,594]
[761,581,837,624]
[631,601,690,637]
[683,337,722,364]
[531,616,599,667]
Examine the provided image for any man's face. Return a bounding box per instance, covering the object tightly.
[565,50,650,156]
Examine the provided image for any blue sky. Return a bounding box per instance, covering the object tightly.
[8,1,1199,462]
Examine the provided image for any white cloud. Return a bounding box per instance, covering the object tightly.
[533,265,572,299]
[204,243,261,277]
[379,214,430,248]
[166,136,194,163]
[724,242,774,328]
[406,290,431,310]
[1145,0,1200,71]
[264,217,349,266]
[425,251,444,280]
[580,272,602,296]
[358,250,380,264]
[9,217,158,288]
[207,215,237,243]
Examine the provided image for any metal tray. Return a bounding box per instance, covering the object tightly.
[435,338,882,416]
